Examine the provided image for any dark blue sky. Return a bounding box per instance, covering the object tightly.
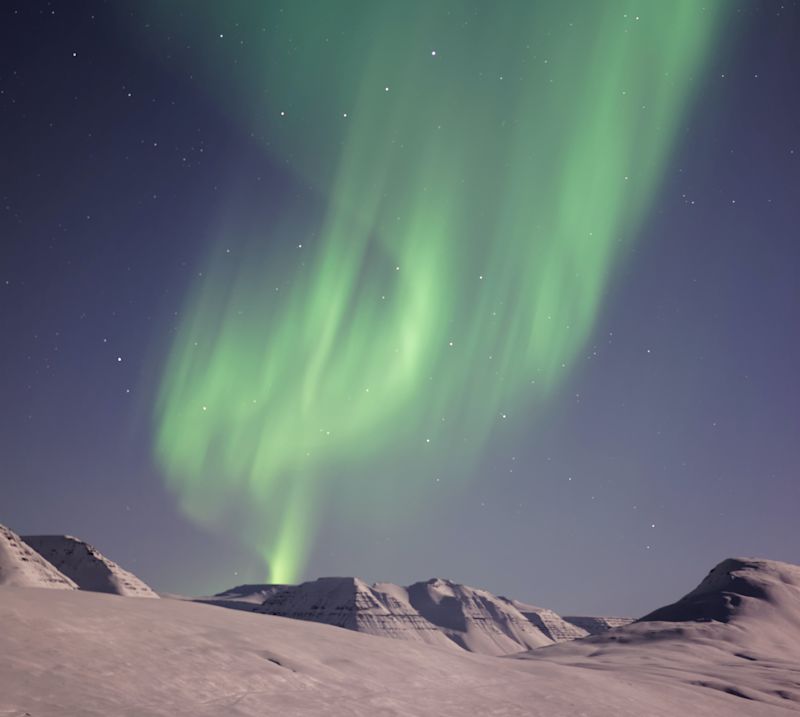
[1,1,798,615]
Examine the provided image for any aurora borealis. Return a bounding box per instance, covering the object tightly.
[5,0,800,615]
[151,2,724,583]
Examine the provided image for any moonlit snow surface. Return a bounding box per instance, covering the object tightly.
[1,557,799,716]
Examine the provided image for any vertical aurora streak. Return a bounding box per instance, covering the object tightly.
[151,2,724,583]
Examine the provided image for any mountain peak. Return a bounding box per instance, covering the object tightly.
[0,523,77,589]
[23,535,158,598]
[639,557,800,624]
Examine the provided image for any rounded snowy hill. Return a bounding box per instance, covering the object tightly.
[0,523,76,589]
[639,557,800,628]
[515,557,800,709]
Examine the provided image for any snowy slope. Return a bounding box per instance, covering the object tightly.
[515,557,800,711]
[1,558,798,716]
[638,557,800,626]
[24,534,159,598]
[0,523,76,589]
[199,583,289,611]
[500,597,590,641]
[404,577,555,654]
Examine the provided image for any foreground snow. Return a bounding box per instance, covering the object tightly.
[1,558,799,716]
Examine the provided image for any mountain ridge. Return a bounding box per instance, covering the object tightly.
[197,574,633,655]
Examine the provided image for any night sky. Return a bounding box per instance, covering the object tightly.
[2,1,798,617]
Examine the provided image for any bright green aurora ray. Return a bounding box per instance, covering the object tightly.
[151,2,724,583]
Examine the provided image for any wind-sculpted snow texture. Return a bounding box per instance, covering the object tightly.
[0,523,76,589]
[23,534,159,598]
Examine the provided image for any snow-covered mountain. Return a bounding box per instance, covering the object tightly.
[402,577,555,654]
[23,534,159,598]
[204,583,289,610]
[252,577,459,650]
[0,523,77,589]
[1,556,798,716]
[638,556,800,630]
[499,597,592,641]
[514,556,800,710]
[202,575,629,655]
[561,615,633,634]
